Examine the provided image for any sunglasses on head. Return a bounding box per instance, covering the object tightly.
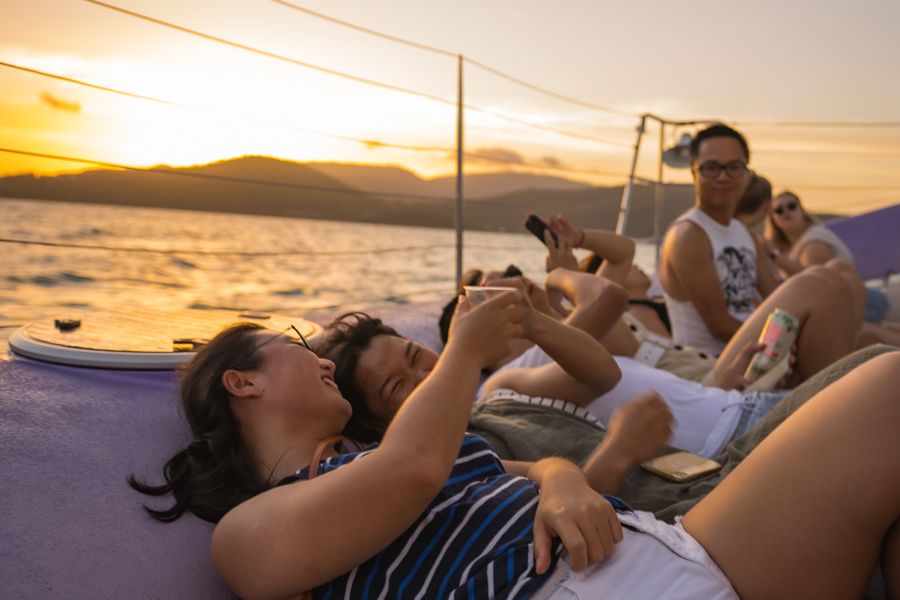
[232,324,313,369]
[774,201,798,215]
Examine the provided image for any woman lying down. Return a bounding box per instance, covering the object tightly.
[131,289,900,599]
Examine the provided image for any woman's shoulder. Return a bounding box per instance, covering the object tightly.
[277,434,498,486]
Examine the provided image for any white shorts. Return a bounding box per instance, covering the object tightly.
[532,510,738,600]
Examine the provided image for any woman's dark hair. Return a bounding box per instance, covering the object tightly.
[128,323,269,523]
[317,312,402,444]
[735,172,772,216]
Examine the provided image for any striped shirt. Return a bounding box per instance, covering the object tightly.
[279,435,557,599]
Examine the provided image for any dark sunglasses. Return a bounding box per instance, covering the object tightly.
[773,201,798,215]
[233,324,313,367]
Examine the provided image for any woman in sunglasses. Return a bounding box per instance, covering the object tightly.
[765,191,854,277]
[766,191,898,334]
[131,306,900,599]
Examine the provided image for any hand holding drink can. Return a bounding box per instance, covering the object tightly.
[743,308,799,387]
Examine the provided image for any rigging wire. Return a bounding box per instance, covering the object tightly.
[0,236,457,256]
[268,0,635,118]
[0,60,451,154]
[268,0,457,59]
[0,236,548,256]
[734,120,900,129]
[1,61,634,179]
[753,147,900,157]
[82,0,633,148]
[11,58,894,165]
[81,0,450,105]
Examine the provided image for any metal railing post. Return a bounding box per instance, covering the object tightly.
[616,114,647,235]
[454,54,464,288]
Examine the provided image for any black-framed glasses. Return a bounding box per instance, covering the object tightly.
[773,201,799,215]
[695,161,748,180]
[233,324,313,368]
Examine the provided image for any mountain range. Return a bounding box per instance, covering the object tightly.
[0,155,697,238]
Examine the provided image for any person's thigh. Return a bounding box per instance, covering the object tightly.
[683,353,900,599]
[725,344,898,456]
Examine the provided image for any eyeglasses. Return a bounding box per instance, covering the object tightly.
[695,161,748,180]
[233,324,313,368]
[773,201,799,215]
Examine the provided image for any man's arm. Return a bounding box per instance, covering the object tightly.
[544,267,629,342]
[547,214,637,285]
[661,221,743,343]
[582,391,673,493]
[482,309,621,406]
[797,240,836,268]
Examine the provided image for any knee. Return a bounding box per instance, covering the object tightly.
[793,267,844,298]
[824,258,857,278]
[802,266,859,304]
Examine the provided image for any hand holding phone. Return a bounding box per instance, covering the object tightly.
[524,214,558,246]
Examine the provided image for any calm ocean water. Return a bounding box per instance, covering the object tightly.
[0,197,657,343]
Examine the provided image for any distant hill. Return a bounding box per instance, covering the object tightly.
[0,155,695,237]
[308,162,592,199]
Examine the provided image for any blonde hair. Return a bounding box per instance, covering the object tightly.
[765,190,817,251]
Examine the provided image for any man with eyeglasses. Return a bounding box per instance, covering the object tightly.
[659,124,780,356]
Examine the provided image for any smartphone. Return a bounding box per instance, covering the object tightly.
[524,214,558,245]
[640,452,722,483]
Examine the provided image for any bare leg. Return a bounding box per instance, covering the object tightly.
[824,258,868,320]
[684,353,900,599]
[884,518,900,597]
[860,322,900,347]
[715,266,860,384]
[827,260,900,348]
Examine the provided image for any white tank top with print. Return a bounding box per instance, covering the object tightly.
[664,208,758,356]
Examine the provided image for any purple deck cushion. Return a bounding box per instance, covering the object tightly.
[0,302,443,599]
[0,355,231,599]
[826,203,900,281]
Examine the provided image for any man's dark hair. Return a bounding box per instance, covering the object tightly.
[735,172,772,216]
[317,312,403,443]
[579,252,604,274]
[689,123,750,163]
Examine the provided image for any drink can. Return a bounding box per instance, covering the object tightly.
[743,308,800,385]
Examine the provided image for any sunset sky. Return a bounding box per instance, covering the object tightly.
[1,0,899,214]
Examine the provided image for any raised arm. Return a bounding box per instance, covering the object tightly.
[211,292,527,599]
[481,303,621,406]
[661,221,743,343]
[796,240,836,268]
[548,214,636,285]
[582,390,674,494]
[544,267,629,341]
